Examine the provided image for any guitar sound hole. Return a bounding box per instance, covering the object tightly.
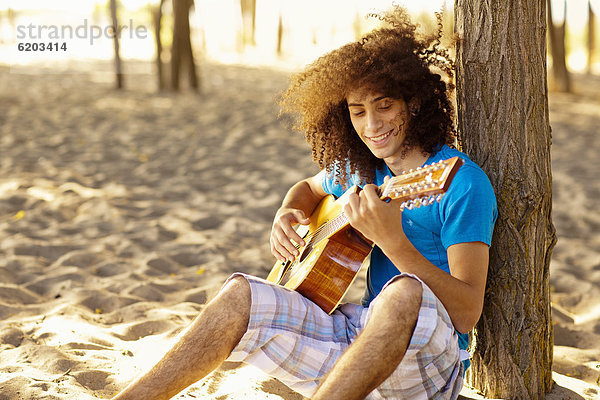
[299,244,313,263]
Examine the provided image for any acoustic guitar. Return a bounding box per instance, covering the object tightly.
[266,156,463,314]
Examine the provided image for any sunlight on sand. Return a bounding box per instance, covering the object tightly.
[1,1,599,397]
[552,372,600,399]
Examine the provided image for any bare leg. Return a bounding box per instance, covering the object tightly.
[312,276,422,400]
[113,276,251,400]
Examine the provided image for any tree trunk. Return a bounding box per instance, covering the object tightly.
[589,0,596,75]
[276,10,283,56]
[8,8,16,42]
[547,0,571,92]
[186,1,199,89]
[153,0,166,91]
[240,0,257,46]
[171,0,198,91]
[109,0,124,89]
[454,1,557,398]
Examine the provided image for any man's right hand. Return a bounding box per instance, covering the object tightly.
[270,208,310,263]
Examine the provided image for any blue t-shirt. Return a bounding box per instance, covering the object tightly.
[321,145,498,365]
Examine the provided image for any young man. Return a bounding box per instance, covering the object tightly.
[114,7,497,400]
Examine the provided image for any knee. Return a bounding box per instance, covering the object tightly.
[216,275,252,311]
[375,276,422,315]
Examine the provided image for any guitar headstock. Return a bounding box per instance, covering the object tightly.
[380,156,463,210]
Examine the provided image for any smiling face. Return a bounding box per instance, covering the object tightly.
[346,88,411,167]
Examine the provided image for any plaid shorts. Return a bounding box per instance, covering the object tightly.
[225,272,465,399]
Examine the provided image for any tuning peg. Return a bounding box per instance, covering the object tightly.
[405,200,415,210]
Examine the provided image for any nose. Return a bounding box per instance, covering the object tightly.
[365,111,383,134]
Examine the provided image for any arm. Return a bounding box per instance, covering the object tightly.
[270,171,328,262]
[382,238,488,333]
[344,184,489,333]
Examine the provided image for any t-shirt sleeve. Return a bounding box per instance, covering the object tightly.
[321,169,345,197]
[439,164,498,248]
[321,164,362,198]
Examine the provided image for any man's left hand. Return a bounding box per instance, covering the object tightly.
[343,183,406,249]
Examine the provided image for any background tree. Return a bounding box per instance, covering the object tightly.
[589,0,596,75]
[547,0,571,92]
[240,0,257,47]
[276,8,284,56]
[171,0,198,91]
[454,0,557,398]
[152,0,166,90]
[0,8,17,43]
[109,0,124,89]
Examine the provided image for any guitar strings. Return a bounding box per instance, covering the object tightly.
[295,160,453,252]
[297,212,348,251]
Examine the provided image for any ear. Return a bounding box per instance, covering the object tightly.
[408,97,420,115]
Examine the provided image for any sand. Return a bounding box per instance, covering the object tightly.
[0,60,598,400]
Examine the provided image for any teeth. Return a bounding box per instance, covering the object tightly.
[369,130,392,142]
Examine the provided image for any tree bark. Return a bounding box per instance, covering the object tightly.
[547,0,571,92]
[454,1,557,398]
[109,0,124,89]
[153,0,166,91]
[171,0,198,91]
[589,0,596,75]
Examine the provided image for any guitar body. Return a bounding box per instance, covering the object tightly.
[266,189,373,314]
[266,156,463,315]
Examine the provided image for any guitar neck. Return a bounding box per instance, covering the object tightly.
[309,211,349,245]
[310,157,463,244]
[378,157,463,209]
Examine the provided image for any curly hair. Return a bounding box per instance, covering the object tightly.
[279,7,457,187]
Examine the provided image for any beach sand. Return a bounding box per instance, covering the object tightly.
[0,61,598,399]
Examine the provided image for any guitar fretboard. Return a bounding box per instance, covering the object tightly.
[301,157,461,249]
[306,212,349,248]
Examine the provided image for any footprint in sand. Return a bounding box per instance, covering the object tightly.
[12,244,82,263]
[129,284,165,302]
[169,249,213,268]
[0,285,40,305]
[145,257,179,275]
[72,370,112,391]
[25,272,86,297]
[94,262,127,278]
[0,326,24,347]
[192,215,223,231]
[80,292,139,314]
[54,250,104,269]
[183,288,208,305]
[112,320,175,341]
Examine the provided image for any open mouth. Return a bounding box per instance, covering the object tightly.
[367,129,393,144]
